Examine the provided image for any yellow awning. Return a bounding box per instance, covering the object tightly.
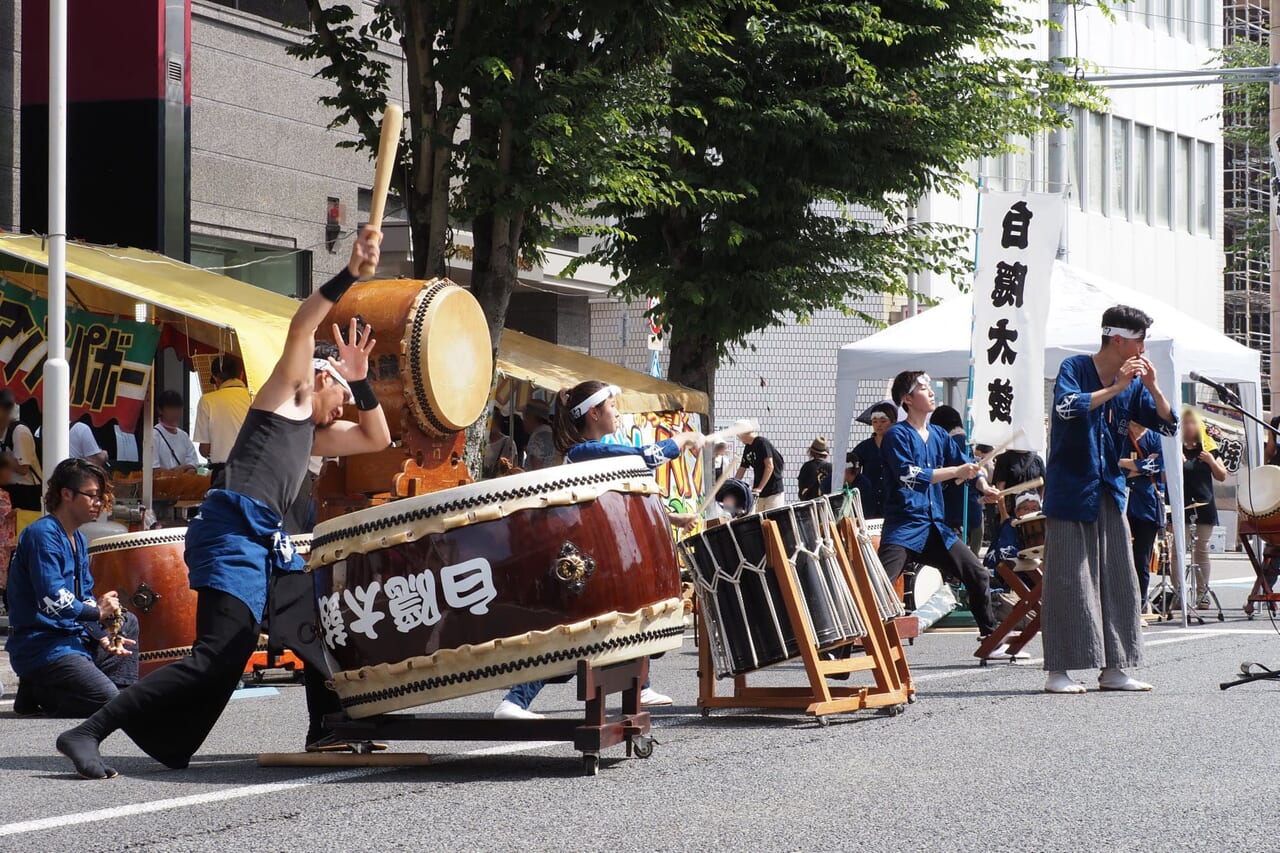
[496,329,708,416]
[0,232,299,392]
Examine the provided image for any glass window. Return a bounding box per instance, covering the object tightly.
[1133,124,1150,222]
[1176,136,1191,232]
[191,236,312,299]
[1155,130,1172,227]
[1151,0,1170,34]
[1111,118,1130,218]
[1198,141,1214,233]
[1174,0,1186,37]
[1199,0,1212,42]
[982,154,1006,191]
[1087,112,1105,212]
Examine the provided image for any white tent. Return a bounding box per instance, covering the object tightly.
[833,261,1263,616]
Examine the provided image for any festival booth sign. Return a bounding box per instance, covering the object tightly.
[494,329,710,515]
[832,256,1263,620]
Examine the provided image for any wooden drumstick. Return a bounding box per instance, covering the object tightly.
[703,419,761,448]
[995,476,1044,498]
[695,466,736,518]
[954,427,1024,485]
[359,104,404,278]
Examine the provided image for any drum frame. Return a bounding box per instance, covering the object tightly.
[695,515,913,723]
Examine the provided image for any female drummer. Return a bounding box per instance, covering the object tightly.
[494,380,703,721]
[1181,409,1227,609]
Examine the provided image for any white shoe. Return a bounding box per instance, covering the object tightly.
[640,687,673,706]
[494,699,545,720]
[1098,668,1152,692]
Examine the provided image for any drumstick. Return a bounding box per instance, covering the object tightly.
[995,476,1044,498]
[702,419,761,448]
[694,466,736,518]
[359,104,404,278]
[954,427,1025,485]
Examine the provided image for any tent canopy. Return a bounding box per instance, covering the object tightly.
[0,232,707,417]
[832,260,1262,617]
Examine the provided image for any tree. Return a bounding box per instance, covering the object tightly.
[584,1,1092,403]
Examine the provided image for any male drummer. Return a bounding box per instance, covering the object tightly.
[56,227,391,780]
[1041,305,1176,694]
[877,371,1006,658]
[984,491,1042,591]
[8,459,139,717]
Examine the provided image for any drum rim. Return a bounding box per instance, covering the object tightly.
[1011,513,1046,527]
[310,456,659,557]
[87,528,188,555]
[403,279,492,435]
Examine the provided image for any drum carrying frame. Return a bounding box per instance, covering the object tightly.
[258,657,655,777]
[696,517,913,723]
[974,560,1044,664]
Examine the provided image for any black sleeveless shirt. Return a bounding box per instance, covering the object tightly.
[225,408,315,519]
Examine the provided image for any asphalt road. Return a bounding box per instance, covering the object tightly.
[2,553,1279,852]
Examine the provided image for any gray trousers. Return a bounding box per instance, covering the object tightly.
[1041,494,1143,672]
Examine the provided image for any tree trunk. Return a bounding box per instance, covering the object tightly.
[667,328,716,427]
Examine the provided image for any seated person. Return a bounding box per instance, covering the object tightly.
[7,459,138,717]
[984,491,1042,591]
[715,478,753,518]
[153,389,200,473]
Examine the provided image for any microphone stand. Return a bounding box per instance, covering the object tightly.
[1210,389,1280,691]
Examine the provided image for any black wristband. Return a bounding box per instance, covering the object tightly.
[319,268,358,302]
[350,378,379,411]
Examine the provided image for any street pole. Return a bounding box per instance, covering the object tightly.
[1271,0,1280,408]
[44,0,70,474]
[1049,0,1070,262]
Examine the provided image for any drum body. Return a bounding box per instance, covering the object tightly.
[88,529,195,677]
[1238,465,1280,546]
[682,498,866,678]
[325,278,492,438]
[1012,513,1046,558]
[309,458,685,718]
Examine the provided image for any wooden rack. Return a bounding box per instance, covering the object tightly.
[974,560,1043,664]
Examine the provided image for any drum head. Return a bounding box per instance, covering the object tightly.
[1238,465,1280,516]
[913,565,943,604]
[1018,545,1044,559]
[404,281,492,434]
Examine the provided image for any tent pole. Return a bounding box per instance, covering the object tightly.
[43,0,71,474]
[141,308,154,515]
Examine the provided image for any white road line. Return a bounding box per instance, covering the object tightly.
[0,740,558,838]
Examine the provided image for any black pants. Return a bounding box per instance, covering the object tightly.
[879,529,995,635]
[19,612,140,717]
[1129,517,1160,603]
[91,578,341,769]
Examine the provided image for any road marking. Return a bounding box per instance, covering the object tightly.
[0,739,559,838]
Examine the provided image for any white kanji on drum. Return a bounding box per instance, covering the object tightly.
[317,592,348,648]
[441,558,498,616]
[384,571,443,632]
[344,581,387,640]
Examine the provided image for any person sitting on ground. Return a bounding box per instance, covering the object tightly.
[7,459,139,718]
[152,390,200,474]
[797,437,832,501]
[495,381,703,720]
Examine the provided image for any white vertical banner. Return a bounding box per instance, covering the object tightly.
[968,191,1065,453]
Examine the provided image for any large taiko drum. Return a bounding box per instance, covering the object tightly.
[681,499,874,678]
[88,529,195,677]
[308,457,686,718]
[325,277,492,437]
[1238,465,1280,545]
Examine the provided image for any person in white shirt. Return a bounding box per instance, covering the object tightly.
[0,390,42,536]
[69,420,109,468]
[152,390,199,473]
[193,355,251,488]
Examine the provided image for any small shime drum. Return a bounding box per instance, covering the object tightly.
[326,277,492,437]
[1012,512,1046,559]
[88,528,195,678]
[1238,465,1280,545]
[309,457,686,718]
[682,498,870,679]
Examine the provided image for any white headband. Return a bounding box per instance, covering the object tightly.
[1015,491,1040,509]
[313,359,353,402]
[570,385,620,420]
[1102,326,1144,340]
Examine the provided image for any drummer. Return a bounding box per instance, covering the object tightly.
[56,226,391,780]
[494,380,703,721]
[984,491,1041,591]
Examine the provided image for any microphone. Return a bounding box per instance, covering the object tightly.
[1189,371,1240,404]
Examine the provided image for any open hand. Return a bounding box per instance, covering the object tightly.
[331,317,377,383]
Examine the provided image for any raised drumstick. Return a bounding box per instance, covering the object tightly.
[359,104,404,278]
[955,427,1025,485]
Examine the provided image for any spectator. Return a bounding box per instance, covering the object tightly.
[483,410,518,478]
[0,390,42,537]
[851,402,896,517]
[193,354,251,489]
[7,459,138,718]
[991,448,1045,521]
[69,417,109,468]
[520,398,555,471]
[732,420,785,511]
[797,437,832,501]
[0,452,15,611]
[153,390,200,473]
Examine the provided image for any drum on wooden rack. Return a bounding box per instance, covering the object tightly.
[832,488,903,622]
[681,498,867,678]
[88,528,195,678]
[1237,465,1280,546]
[325,277,492,438]
[1012,512,1046,559]
[308,457,686,719]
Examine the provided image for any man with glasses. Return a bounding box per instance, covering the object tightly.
[6,459,138,717]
